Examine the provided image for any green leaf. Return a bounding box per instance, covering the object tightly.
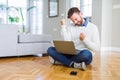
[15,16,19,23]
[9,16,14,23]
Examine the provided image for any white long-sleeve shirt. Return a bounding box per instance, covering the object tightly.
[61,22,100,53]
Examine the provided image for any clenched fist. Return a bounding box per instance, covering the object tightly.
[80,33,86,41]
[60,19,66,25]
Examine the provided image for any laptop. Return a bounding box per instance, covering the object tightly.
[53,40,77,55]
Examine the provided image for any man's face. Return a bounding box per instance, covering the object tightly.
[70,12,83,26]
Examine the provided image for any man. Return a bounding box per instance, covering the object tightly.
[47,7,100,71]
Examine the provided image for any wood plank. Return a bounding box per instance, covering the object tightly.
[0,51,119,80]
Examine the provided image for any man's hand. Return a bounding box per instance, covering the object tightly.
[80,33,86,41]
[60,19,66,26]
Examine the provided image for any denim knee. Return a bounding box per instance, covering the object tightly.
[47,47,56,55]
[79,50,92,65]
[80,50,92,58]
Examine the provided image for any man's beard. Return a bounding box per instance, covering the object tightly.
[75,17,83,26]
[75,21,83,26]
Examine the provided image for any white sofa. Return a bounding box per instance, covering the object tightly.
[0,24,52,57]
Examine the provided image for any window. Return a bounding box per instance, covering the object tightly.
[0,0,7,24]
[8,0,27,26]
[29,0,43,34]
[0,0,43,34]
[71,0,80,9]
[71,0,92,18]
[80,0,92,17]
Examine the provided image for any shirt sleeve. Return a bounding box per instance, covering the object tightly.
[83,26,100,52]
[60,25,72,41]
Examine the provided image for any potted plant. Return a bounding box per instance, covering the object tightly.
[7,6,36,33]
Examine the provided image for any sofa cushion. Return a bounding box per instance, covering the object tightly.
[18,34,52,43]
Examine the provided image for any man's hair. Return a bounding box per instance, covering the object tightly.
[67,7,80,18]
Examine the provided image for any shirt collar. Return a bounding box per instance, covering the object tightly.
[81,18,89,27]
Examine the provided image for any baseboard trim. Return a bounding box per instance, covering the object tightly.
[101,47,120,52]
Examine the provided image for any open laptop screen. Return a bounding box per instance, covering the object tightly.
[53,41,76,55]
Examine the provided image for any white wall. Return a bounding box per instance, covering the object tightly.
[92,0,120,51]
[101,0,112,47]
[42,0,66,40]
[112,0,120,48]
[92,0,112,49]
[92,0,102,39]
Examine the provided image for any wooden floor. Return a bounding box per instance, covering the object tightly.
[0,51,120,80]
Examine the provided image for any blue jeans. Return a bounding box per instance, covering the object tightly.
[47,47,92,67]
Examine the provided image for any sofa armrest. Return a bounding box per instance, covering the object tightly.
[17,34,52,55]
[0,24,18,57]
[18,34,52,43]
